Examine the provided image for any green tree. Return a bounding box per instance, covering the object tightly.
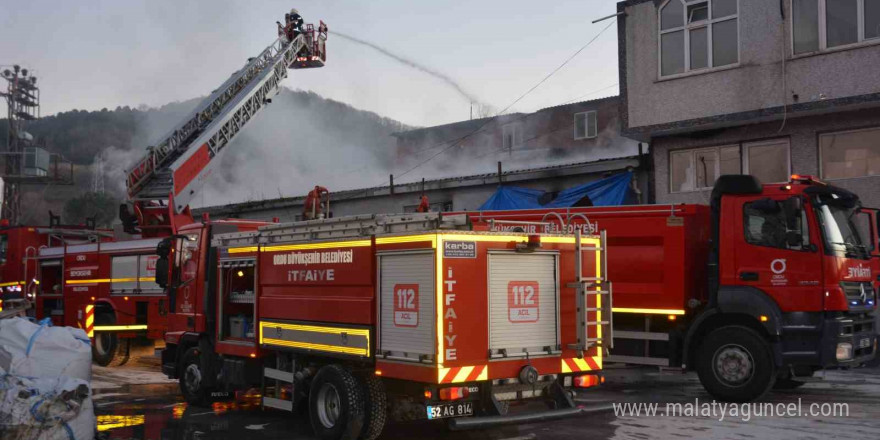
[62,192,119,228]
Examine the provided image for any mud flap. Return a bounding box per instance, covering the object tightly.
[480,385,508,416]
[546,380,575,409]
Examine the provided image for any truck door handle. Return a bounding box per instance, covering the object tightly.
[740,272,759,281]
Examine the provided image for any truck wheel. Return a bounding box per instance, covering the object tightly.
[696,325,776,402]
[92,314,130,367]
[309,365,365,440]
[358,375,387,440]
[180,347,210,406]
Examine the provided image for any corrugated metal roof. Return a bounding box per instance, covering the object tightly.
[197,154,641,213]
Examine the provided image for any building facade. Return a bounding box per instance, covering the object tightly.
[393,96,636,166]
[617,0,880,207]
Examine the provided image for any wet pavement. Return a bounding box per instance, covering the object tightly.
[93,362,880,440]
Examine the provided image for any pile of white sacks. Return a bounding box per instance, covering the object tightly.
[0,317,95,440]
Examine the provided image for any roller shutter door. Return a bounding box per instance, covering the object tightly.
[111,255,138,292]
[488,252,558,356]
[379,252,435,362]
[139,255,163,294]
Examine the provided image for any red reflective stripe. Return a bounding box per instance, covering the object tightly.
[465,365,485,382]
[441,367,462,383]
[563,358,578,372]
[173,143,211,196]
[585,357,600,371]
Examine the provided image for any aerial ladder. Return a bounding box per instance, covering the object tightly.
[122,17,328,237]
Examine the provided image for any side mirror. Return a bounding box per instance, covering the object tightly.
[786,231,802,248]
[783,197,803,218]
[155,237,173,288]
[155,257,169,288]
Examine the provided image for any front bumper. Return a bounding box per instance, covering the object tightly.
[820,313,876,366]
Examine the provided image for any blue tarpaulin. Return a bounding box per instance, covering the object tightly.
[477,171,632,210]
[477,186,545,210]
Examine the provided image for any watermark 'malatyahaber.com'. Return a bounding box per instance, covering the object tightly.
[613,398,849,422]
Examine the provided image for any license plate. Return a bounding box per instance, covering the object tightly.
[426,402,473,420]
[859,337,872,349]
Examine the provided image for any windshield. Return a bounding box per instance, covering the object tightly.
[816,203,870,259]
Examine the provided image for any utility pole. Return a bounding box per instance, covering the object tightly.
[0,65,39,224]
[0,65,73,224]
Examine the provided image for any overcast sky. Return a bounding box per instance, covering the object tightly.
[0,0,617,126]
[1,0,620,127]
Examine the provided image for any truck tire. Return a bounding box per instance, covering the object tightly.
[309,365,365,440]
[358,375,387,440]
[696,325,776,402]
[180,347,210,406]
[92,313,130,367]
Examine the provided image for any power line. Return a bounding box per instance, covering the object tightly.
[540,82,619,109]
[384,18,617,183]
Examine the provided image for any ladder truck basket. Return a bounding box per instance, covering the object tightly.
[124,20,328,221]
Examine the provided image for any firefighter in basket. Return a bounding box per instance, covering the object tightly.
[277,8,304,43]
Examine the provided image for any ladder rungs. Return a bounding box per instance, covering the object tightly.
[565,283,609,290]
[579,246,604,252]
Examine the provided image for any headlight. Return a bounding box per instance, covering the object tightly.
[836,342,853,361]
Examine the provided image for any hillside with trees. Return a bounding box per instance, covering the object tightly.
[1,89,411,226]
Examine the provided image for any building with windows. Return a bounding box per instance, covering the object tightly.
[392,96,628,165]
[617,0,880,207]
[196,95,647,222]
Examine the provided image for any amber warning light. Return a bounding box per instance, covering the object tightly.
[516,235,542,252]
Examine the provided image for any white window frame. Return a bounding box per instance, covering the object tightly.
[742,139,792,184]
[818,126,880,181]
[658,0,740,78]
[791,0,880,55]
[573,111,598,140]
[669,139,791,193]
[502,123,523,150]
[669,144,740,193]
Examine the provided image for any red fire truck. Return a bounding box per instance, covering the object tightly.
[0,220,111,311]
[31,14,328,363]
[458,174,878,402]
[157,213,611,440]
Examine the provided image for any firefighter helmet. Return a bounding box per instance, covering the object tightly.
[290,8,299,15]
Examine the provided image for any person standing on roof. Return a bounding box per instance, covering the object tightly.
[416,195,430,213]
[303,185,329,220]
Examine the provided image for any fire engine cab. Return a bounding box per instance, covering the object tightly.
[158,213,611,440]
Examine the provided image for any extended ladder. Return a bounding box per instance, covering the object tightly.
[126,22,327,214]
[567,229,613,357]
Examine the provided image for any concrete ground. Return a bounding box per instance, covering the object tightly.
[93,360,880,440]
